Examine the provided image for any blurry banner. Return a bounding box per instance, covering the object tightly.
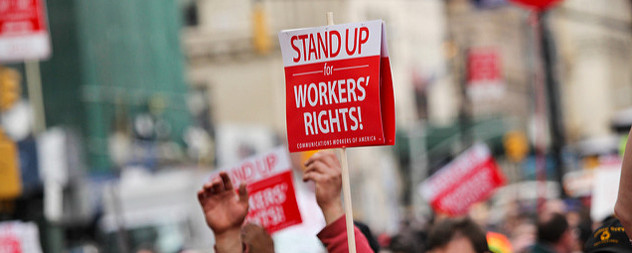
[420,143,506,216]
[278,20,395,152]
[0,221,43,253]
[467,47,504,99]
[0,0,52,62]
[217,147,302,234]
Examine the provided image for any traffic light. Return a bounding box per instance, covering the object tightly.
[504,130,529,162]
[0,67,21,112]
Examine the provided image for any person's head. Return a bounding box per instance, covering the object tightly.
[354,221,381,253]
[537,212,576,253]
[241,223,274,253]
[426,217,489,253]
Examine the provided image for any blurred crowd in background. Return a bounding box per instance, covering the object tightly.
[2,0,632,252]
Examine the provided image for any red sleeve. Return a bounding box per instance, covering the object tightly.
[317,215,374,253]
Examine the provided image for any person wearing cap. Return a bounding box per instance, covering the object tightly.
[584,216,632,253]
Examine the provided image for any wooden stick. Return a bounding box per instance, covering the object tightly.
[327,12,356,253]
[327,12,334,26]
[339,147,357,253]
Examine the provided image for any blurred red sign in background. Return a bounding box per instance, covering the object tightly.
[0,0,51,61]
[510,0,562,11]
[216,147,302,234]
[421,144,506,216]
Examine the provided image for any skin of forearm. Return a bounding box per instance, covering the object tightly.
[321,197,345,225]
[615,127,632,239]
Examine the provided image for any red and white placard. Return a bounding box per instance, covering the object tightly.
[420,143,506,216]
[215,147,302,234]
[278,20,395,152]
[0,0,51,62]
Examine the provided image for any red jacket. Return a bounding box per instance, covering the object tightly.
[317,215,374,253]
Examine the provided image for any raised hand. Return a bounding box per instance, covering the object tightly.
[302,150,344,225]
[197,172,248,252]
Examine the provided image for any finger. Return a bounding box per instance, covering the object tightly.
[197,189,205,203]
[304,150,325,167]
[305,151,338,171]
[311,150,338,171]
[211,177,224,194]
[220,172,233,191]
[303,171,326,183]
[321,152,340,170]
[304,160,328,174]
[203,182,214,195]
[238,183,249,205]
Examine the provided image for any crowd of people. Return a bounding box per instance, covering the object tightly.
[196,127,632,253]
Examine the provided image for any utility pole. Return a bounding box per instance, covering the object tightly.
[538,11,567,197]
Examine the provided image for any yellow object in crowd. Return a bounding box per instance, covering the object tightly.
[300,150,319,171]
[0,129,21,199]
[252,2,271,55]
[504,130,529,162]
[0,66,21,112]
[487,231,513,253]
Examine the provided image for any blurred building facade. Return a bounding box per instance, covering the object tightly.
[42,0,192,173]
[442,0,632,170]
[553,0,632,142]
[1,1,194,252]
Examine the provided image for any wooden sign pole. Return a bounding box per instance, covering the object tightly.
[340,147,357,253]
[327,12,357,253]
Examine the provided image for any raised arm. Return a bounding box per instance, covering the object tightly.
[615,127,632,239]
[197,172,249,253]
[303,151,374,253]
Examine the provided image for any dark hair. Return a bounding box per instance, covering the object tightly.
[537,213,569,244]
[426,217,489,253]
[354,221,380,253]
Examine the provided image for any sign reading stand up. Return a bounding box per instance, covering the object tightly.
[279,20,395,152]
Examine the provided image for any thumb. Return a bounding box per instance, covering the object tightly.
[238,183,249,205]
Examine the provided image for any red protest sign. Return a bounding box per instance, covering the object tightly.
[218,147,302,234]
[278,20,395,152]
[420,144,506,216]
[0,0,51,62]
